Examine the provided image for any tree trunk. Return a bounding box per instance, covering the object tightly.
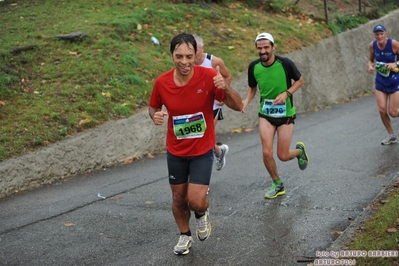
[324,0,329,24]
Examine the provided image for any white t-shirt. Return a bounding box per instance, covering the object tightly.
[200,53,221,111]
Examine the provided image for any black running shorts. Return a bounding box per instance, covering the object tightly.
[166,149,213,185]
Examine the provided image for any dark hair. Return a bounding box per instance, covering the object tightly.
[170,33,197,54]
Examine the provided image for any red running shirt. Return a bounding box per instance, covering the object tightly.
[149,66,225,156]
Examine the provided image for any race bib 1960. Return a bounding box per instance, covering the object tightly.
[173,112,206,140]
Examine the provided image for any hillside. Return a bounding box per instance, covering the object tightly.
[0,0,397,162]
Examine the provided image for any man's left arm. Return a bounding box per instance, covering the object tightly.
[274,75,304,105]
[288,75,304,95]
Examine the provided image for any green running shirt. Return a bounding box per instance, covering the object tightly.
[247,55,302,118]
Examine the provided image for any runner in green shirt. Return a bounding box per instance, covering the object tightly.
[242,32,309,199]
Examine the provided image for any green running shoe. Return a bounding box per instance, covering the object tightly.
[264,182,285,199]
[296,142,309,170]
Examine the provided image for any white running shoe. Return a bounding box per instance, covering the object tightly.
[381,134,397,145]
[215,144,229,171]
[173,235,193,255]
[196,210,212,241]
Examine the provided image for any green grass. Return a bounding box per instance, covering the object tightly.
[346,184,399,265]
[0,0,335,162]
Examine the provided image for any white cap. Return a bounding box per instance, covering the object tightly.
[255,32,274,44]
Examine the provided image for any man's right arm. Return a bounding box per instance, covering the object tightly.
[368,41,375,73]
[241,87,257,113]
[149,106,167,125]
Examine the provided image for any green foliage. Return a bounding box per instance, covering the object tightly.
[121,54,141,67]
[33,137,44,146]
[113,105,131,117]
[124,74,145,86]
[58,127,68,137]
[348,189,399,265]
[0,64,19,98]
[328,13,369,34]
[0,73,12,94]
[51,112,60,120]
[264,0,292,13]
[358,0,399,19]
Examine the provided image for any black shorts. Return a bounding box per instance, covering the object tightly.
[259,114,296,128]
[166,149,213,185]
[213,108,224,121]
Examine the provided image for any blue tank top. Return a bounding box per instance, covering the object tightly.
[373,38,399,93]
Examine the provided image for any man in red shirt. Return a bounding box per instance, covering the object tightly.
[149,33,242,255]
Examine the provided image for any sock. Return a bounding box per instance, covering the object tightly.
[297,149,303,158]
[215,147,222,157]
[194,211,205,219]
[274,178,282,185]
[181,230,191,236]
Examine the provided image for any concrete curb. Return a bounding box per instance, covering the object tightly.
[1,10,399,199]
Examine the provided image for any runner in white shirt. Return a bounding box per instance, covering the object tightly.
[193,33,232,171]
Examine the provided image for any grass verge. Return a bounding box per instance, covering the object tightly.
[345,181,399,266]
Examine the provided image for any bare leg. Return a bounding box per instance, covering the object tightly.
[375,90,394,133]
[259,118,279,181]
[170,182,210,233]
[387,90,399,118]
[170,183,191,233]
[187,183,209,214]
[276,123,300,161]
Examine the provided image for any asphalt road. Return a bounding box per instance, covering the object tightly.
[1,94,399,266]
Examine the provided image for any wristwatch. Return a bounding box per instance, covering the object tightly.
[396,61,399,67]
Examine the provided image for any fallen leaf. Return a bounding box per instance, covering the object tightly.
[64,222,75,227]
[231,128,243,133]
[387,227,397,233]
[145,154,155,159]
[79,118,92,126]
[122,157,140,164]
[101,91,111,98]
[243,127,254,132]
[110,196,123,201]
[0,101,5,106]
